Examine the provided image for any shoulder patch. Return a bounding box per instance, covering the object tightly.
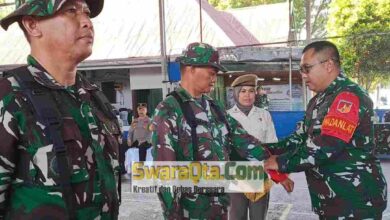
[321,92,359,142]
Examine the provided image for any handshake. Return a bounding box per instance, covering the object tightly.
[265,155,294,193]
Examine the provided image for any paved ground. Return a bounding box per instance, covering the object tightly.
[119,160,390,220]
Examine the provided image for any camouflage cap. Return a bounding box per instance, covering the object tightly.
[0,0,104,30]
[176,42,227,72]
[231,74,258,87]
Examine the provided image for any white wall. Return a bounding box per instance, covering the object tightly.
[86,66,164,111]
[370,86,390,109]
[129,67,163,90]
[115,76,132,110]
[87,68,132,110]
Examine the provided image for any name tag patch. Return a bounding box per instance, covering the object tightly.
[322,115,357,141]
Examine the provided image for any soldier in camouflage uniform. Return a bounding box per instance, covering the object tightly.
[254,86,269,110]
[265,41,387,219]
[151,42,288,220]
[384,110,390,122]
[0,0,121,219]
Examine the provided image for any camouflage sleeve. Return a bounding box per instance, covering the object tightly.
[0,79,19,215]
[263,132,306,155]
[151,100,178,161]
[276,92,363,173]
[276,135,349,173]
[151,100,180,218]
[227,114,270,161]
[264,113,308,155]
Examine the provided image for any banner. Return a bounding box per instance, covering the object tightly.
[263,84,304,111]
[131,161,266,193]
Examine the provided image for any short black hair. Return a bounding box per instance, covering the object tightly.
[302,41,340,67]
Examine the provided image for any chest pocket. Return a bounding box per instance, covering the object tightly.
[39,118,89,185]
[28,116,89,186]
[12,94,85,185]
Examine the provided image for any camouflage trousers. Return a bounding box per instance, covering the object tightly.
[163,194,229,220]
[318,210,383,220]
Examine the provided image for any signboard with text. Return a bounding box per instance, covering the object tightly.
[263,84,304,111]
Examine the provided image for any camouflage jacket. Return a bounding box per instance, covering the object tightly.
[152,87,270,220]
[384,110,390,122]
[267,73,387,218]
[0,56,121,220]
[254,94,269,110]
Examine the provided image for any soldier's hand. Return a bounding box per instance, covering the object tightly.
[264,155,279,170]
[280,177,294,193]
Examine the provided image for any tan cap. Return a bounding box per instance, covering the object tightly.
[231,74,258,87]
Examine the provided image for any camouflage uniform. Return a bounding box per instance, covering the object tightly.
[0,54,121,219]
[254,94,269,110]
[384,110,390,122]
[267,73,387,219]
[151,43,271,220]
[0,0,103,30]
[152,87,271,220]
[0,0,119,218]
[0,56,120,219]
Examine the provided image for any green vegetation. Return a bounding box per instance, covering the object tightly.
[292,0,330,40]
[208,0,389,91]
[327,0,390,91]
[0,0,14,20]
[209,0,285,10]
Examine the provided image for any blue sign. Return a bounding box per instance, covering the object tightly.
[168,62,181,82]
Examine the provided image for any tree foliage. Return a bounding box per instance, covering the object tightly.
[0,0,14,20]
[209,0,284,10]
[327,0,390,91]
[209,0,331,41]
[292,0,331,40]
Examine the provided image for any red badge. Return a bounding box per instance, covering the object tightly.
[321,92,359,142]
[337,100,353,113]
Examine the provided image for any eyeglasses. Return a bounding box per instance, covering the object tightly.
[299,59,331,74]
